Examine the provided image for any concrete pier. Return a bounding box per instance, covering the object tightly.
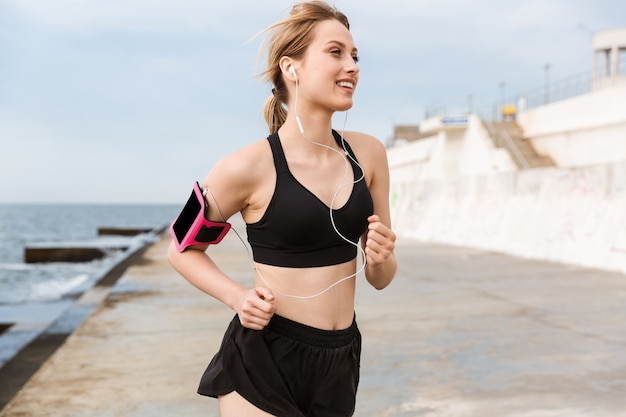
[24,240,130,263]
[24,245,118,263]
[2,228,626,416]
[97,227,156,236]
[24,227,159,263]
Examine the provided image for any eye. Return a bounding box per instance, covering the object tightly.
[330,48,359,63]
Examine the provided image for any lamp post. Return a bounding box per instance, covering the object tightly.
[544,63,551,105]
[499,81,505,121]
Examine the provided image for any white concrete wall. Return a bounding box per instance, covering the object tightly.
[389,161,626,274]
[388,83,626,273]
[517,82,626,166]
[387,114,517,182]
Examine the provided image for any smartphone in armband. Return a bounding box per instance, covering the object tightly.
[169,181,231,252]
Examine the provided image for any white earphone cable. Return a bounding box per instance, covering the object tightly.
[202,71,367,300]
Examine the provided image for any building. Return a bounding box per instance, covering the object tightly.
[387,27,626,275]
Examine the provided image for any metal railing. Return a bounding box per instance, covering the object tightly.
[483,122,530,169]
[426,54,626,123]
[522,69,593,110]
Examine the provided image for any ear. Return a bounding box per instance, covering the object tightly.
[279,56,297,82]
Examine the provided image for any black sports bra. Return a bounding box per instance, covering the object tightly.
[246,130,374,268]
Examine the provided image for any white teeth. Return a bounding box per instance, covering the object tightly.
[337,81,354,89]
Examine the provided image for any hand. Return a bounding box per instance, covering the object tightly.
[365,215,396,266]
[236,287,276,330]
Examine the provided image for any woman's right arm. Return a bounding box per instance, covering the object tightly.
[167,141,276,330]
[167,243,275,330]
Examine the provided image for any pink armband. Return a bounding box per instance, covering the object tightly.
[169,182,231,252]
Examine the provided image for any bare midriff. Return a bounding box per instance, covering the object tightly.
[254,258,358,331]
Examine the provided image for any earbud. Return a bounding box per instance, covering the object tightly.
[290,65,303,134]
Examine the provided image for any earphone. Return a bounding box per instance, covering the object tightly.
[289,66,306,134]
[270,62,367,298]
[204,63,367,300]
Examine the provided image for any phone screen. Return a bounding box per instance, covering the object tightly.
[172,189,201,244]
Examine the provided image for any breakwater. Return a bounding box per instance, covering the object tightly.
[0,226,165,410]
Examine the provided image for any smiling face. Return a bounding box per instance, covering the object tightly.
[293,19,360,114]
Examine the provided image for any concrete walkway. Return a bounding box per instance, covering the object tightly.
[1,228,626,416]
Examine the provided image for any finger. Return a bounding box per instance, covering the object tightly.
[255,286,275,302]
[365,234,380,254]
[367,220,389,239]
[239,315,269,330]
[365,230,396,265]
[368,214,380,223]
[368,222,396,245]
[238,307,274,329]
[367,228,384,245]
[253,288,276,315]
[367,228,391,251]
[242,299,274,319]
[365,245,383,264]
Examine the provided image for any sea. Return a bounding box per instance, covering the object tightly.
[0,203,179,366]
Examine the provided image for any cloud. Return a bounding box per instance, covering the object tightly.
[1,0,625,203]
[2,0,295,39]
[4,0,222,32]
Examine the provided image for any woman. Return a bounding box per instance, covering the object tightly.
[168,2,397,416]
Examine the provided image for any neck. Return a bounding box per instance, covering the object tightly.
[280,112,337,148]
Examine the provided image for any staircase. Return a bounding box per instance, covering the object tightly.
[484,121,556,169]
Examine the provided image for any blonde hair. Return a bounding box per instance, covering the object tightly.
[259,1,350,133]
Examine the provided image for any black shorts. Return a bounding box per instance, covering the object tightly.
[198,314,361,417]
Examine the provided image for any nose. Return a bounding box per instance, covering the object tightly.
[346,58,359,75]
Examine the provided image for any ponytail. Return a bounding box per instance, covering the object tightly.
[257,1,350,133]
[263,86,288,133]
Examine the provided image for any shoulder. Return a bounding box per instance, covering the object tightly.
[200,136,274,216]
[341,131,390,188]
[209,137,273,184]
[341,131,388,165]
[202,137,273,200]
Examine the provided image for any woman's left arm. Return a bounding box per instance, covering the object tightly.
[355,133,397,290]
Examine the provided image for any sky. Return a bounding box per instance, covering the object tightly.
[1,0,625,204]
